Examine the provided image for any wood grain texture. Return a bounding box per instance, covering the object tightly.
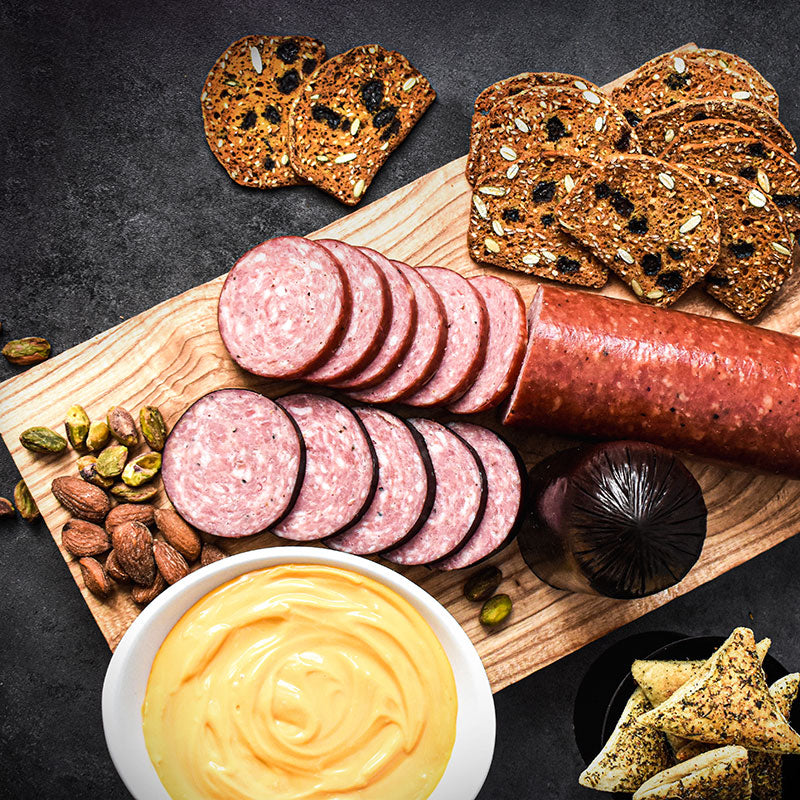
[2,44,799,693]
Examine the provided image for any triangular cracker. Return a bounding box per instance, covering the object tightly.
[638,628,800,754]
[751,673,800,800]
[579,688,671,792]
[632,745,752,799]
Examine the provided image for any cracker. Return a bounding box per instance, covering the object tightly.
[202,35,326,188]
[467,73,602,184]
[612,47,779,124]
[470,85,639,184]
[555,154,720,307]
[468,152,608,287]
[634,98,796,157]
[288,44,435,205]
[658,118,782,156]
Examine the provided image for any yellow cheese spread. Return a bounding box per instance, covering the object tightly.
[142,564,458,800]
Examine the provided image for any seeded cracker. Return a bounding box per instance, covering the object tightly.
[633,97,796,157]
[667,136,800,237]
[202,35,326,188]
[681,167,793,320]
[288,44,435,205]
[555,154,720,306]
[471,86,639,185]
[658,118,783,156]
[466,73,603,185]
[612,47,779,124]
[468,152,608,287]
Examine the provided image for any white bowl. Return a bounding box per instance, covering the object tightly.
[103,546,495,800]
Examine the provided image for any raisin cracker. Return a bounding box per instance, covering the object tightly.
[611,47,779,123]
[202,35,326,188]
[288,44,435,205]
[633,97,795,157]
[468,152,608,288]
[470,85,639,185]
[466,73,603,185]
[669,137,800,237]
[683,167,793,320]
[555,154,721,307]
[659,118,783,156]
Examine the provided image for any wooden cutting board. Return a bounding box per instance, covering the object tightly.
[2,44,799,694]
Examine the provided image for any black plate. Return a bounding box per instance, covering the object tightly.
[575,633,799,799]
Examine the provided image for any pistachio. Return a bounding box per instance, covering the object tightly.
[2,337,51,366]
[0,496,14,518]
[64,405,90,452]
[96,445,129,478]
[107,406,139,447]
[111,482,160,503]
[139,406,167,451]
[77,455,115,489]
[14,480,40,521]
[121,452,162,486]
[86,420,110,452]
[19,426,67,454]
[464,566,502,602]
[479,594,512,628]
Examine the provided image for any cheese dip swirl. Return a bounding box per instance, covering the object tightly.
[142,564,458,800]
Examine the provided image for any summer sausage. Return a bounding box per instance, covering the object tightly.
[438,422,526,570]
[503,284,800,477]
[349,263,447,403]
[273,393,377,540]
[330,248,417,390]
[448,275,527,414]
[162,389,304,537]
[302,239,391,382]
[383,418,487,566]
[326,408,435,555]
[403,267,489,407]
[218,236,350,378]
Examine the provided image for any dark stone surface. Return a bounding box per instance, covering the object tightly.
[1,0,799,796]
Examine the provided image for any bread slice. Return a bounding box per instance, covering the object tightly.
[633,639,771,761]
[611,47,779,124]
[633,98,796,157]
[555,154,720,306]
[578,688,671,793]
[681,167,793,319]
[202,35,326,188]
[658,119,782,157]
[632,745,752,799]
[750,674,800,800]
[667,137,800,238]
[637,628,800,754]
[468,152,608,287]
[470,85,639,185]
[288,44,435,205]
[466,73,602,184]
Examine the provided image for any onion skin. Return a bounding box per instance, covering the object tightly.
[518,441,707,599]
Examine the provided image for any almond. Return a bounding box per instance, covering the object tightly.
[153,540,189,584]
[154,508,201,562]
[52,476,110,522]
[105,503,155,536]
[131,573,166,605]
[105,550,130,583]
[61,519,110,557]
[200,542,227,567]
[111,520,155,586]
[79,557,112,598]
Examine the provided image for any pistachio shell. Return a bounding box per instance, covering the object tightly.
[64,404,90,451]
[19,426,67,454]
[139,406,167,451]
[121,452,162,487]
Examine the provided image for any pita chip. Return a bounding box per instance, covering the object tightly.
[632,745,752,799]
[579,688,671,792]
[637,628,800,754]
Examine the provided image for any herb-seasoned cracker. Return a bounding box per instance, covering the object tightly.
[202,35,326,188]
[288,44,435,205]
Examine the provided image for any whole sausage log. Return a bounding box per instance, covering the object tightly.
[502,285,800,477]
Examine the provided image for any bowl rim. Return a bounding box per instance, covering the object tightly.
[102,546,495,800]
